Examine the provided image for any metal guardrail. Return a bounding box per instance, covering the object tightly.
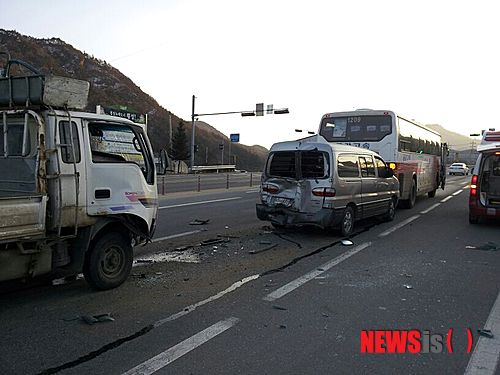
[157,172,261,194]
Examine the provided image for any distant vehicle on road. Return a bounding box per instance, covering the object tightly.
[449,162,469,175]
[469,131,500,224]
[318,109,447,209]
[256,136,399,236]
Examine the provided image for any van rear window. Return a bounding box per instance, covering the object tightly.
[267,151,328,179]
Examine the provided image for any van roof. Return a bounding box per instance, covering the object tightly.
[269,135,380,156]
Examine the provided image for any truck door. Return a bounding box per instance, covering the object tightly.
[46,117,87,232]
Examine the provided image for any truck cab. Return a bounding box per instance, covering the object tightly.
[0,58,158,289]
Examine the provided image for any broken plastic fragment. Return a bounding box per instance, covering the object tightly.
[189,219,210,225]
[341,240,353,246]
[404,284,413,289]
[477,329,494,338]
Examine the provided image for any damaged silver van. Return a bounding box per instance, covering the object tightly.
[256,136,399,236]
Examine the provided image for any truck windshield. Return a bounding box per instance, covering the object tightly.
[89,122,154,184]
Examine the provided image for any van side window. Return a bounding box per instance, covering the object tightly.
[359,156,376,177]
[337,155,360,177]
[59,121,81,163]
[374,156,387,176]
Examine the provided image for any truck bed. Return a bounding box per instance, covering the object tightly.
[0,195,47,242]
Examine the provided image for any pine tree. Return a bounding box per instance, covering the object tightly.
[171,120,190,161]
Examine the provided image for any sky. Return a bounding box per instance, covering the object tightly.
[1,0,499,149]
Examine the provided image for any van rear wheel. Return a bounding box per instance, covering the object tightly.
[339,206,355,237]
[383,198,396,222]
[83,232,133,290]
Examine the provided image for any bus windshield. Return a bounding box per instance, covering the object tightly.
[320,115,392,142]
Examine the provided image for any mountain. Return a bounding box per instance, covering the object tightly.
[0,29,268,171]
[425,124,479,151]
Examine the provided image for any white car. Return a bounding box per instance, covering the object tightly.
[449,162,469,175]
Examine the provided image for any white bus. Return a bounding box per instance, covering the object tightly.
[318,109,447,208]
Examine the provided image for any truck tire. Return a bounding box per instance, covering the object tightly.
[83,232,133,290]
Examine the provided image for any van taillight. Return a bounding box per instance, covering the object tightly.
[470,175,478,197]
[312,187,336,197]
[262,183,279,194]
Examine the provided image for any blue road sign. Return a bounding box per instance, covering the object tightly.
[230,133,240,143]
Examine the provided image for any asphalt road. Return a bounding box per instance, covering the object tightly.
[1,175,499,375]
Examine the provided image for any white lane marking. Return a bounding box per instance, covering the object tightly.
[151,230,202,243]
[464,291,500,375]
[159,197,242,209]
[441,196,453,203]
[263,242,371,302]
[154,275,259,327]
[420,203,441,214]
[464,185,470,190]
[378,215,420,238]
[246,189,260,194]
[123,317,240,375]
[452,189,463,196]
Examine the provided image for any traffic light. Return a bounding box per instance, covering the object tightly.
[194,144,199,153]
[219,143,224,151]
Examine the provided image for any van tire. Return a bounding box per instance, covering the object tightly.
[83,232,133,290]
[400,179,417,209]
[383,198,396,222]
[469,214,479,224]
[428,189,436,198]
[339,206,355,237]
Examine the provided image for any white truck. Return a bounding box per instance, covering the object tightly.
[0,57,158,289]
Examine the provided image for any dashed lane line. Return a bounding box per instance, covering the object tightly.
[378,215,420,238]
[122,317,240,375]
[263,242,372,302]
[420,203,441,214]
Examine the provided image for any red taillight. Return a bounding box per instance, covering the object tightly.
[470,175,478,197]
[262,183,279,194]
[312,187,336,197]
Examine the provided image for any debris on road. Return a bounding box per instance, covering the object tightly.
[341,239,353,246]
[200,238,227,246]
[403,284,413,289]
[249,244,278,255]
[217,234,240,239]
[400,273,413,278]
[471,242,499,251]
[260,240,272,245]
[135,259,154,264]
[174,245,193,251]
[272,305,287,311]
[189,219,210,225]
[131,273,147,279]
[477,329,494,338]
[279,324,287,329]
[70,313,116,325]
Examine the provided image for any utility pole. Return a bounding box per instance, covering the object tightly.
[168,113,173,153]
[205,146,208,165]
[190,95,196,171]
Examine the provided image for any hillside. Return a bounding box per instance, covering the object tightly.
[0,29,268,171]
[426,124,479,151]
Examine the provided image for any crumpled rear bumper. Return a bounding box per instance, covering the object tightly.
[256,203,340,228]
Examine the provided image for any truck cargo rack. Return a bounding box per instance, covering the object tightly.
[0,58,90,110]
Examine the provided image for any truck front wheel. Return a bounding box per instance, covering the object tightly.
[83,232,133,290]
